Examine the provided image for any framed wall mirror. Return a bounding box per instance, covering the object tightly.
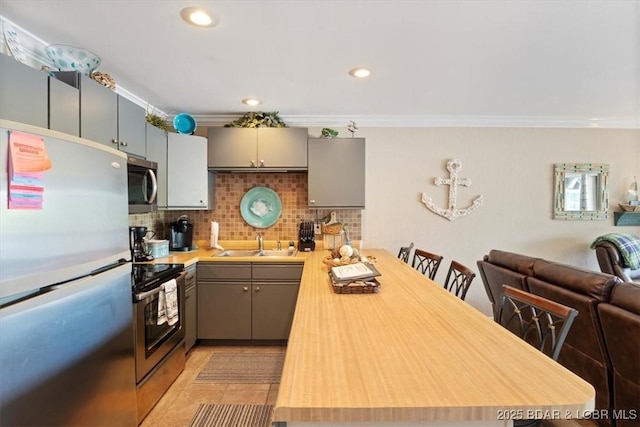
[554,163,609,220]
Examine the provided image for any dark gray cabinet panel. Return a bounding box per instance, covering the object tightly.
[48,76,79,136]
[197,262,302,340]
[144,123,168,208]
[252,283,299,340]
[185,265,197,352]
[207,127,308,170]
[78,74,118,147]
[207,127,256,169]
[117,96,146,157]
[0,53,48,128]
[198,283,252,339]
[257,128,308,169]
[308,137,365,208]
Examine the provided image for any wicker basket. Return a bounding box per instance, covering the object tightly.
[322,255,377,268]
[330,278,380,294]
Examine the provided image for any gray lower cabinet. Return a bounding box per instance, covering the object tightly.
[308,137,365,208]
[207,127,308,171]
[0,53,48,128]
[184,264,198,352]
[197,262,302,340]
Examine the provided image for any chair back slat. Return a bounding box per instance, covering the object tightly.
[412,249,444,280]
[443,260,475,300]
[498,285,578,361]
[397,242,414,264]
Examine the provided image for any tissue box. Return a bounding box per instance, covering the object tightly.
[147,239,169,258]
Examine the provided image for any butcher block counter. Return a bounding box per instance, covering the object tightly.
[273,249,595,427]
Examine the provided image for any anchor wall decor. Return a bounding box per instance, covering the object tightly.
[421,158,483,221]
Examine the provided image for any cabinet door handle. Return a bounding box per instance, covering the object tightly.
[309,199,316,204]
[120,140,128,147]
[111,139,119,145]
[259,160,265,167]
[243,286,249,291]
[250,160,256,167]
[255,286,261,292]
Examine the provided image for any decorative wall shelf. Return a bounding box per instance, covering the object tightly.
[613,212,640,226]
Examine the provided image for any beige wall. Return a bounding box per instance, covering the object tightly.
[345,126,639,315]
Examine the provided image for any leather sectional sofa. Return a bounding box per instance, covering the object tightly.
[478,250,639,426]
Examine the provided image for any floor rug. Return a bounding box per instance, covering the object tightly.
[189,404,273,427]
[195,350,285,383]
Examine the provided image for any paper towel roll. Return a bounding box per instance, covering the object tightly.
[210,221,224,250]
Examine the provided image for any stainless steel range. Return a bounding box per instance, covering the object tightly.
[132,263,186,423]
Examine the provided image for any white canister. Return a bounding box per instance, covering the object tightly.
[147,239,169,258]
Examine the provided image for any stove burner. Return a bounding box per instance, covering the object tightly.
[132,263,184,294]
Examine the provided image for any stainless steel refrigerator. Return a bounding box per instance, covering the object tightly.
[0,121,137,426]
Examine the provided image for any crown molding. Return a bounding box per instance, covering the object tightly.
[190,114,640,129]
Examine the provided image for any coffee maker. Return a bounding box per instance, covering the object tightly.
[168,216,193,252]
[130,226,154,262]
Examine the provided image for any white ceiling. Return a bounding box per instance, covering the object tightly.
[0,0,638,128]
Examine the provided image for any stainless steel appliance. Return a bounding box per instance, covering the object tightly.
[130,225,154,262]
[128,155,158,214]
[169,215,194,251]
[132,262,186,422]
[0,122,137,426]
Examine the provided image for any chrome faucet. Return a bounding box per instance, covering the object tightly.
[256,233,264,251]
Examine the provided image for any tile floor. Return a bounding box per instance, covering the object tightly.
[141,344,599,427]
[140,345,281,427]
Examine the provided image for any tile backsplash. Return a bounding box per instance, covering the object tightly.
[129,172,362,244]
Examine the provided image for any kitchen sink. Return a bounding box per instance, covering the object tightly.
[258,250,298,257]
[215,249,298,257]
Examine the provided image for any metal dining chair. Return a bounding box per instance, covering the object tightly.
[442,260,475,300]
[496,285,579,427]
[411,249,443,280]
[397,242,414,264]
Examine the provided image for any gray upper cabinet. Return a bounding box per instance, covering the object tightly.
[48,76,79,136]
[117,96,146,157]
[207,127,308,171]
[144,123,168,208]
[166,132,214,209]
[0,53,48,128]
[52,71,146,157]
[308,137,365,209]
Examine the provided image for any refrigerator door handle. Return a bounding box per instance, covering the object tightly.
[146,169,158,205]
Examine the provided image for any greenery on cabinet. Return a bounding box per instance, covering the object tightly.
[225,111,287,128]
[145,105,169,131]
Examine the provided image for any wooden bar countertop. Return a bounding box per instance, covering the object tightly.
[273,249,595,426]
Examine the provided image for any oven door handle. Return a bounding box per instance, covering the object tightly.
[134,285,163,302]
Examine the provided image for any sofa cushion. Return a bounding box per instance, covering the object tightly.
[485,250,538,275]
[609,281,640,314]
[532,259,620,302]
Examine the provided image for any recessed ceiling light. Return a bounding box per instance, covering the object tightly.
[242,98,261,106]
[348,67,371,78]
[180,7,217,27]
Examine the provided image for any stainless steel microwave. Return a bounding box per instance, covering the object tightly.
[127,156,158,214]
